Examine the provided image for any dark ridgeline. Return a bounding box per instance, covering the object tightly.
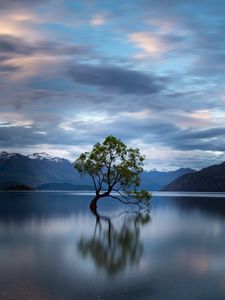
[0,151,92,188]
[36,182,94,191]
[163,161,225,192]
[2,150,225,192]
[0,151,194,191]
[2,184,34,191]
[141,167,195,190]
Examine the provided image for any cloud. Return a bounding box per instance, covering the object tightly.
[190,110,210,120]
[152,126,225,152]
[68,64,164,94]
[1,107,223,155]
[0,0,49,10]
[0,34,91,78]
[0,34,34,55]
[0,34,90,58]
[0,63,20,73]
[129,32,165,57]
[90,14,106,26]
[191,53,225,77]
[0,0,225,169]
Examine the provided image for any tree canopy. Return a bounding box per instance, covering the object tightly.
[74,135,151,208]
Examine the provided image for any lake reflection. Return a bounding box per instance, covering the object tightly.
[78,207,151,276]
[0,192,225,299]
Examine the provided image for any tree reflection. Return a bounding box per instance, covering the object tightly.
[77,206,151,276]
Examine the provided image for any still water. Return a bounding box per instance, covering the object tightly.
[0,191,225,300]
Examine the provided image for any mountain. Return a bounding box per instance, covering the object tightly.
[0,151,195,190]
[163,161,225,192]
[141,168,195,191]
[36,182,94,191]
[0,151,92,188]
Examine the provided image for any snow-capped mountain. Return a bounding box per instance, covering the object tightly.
[27,152,66,163]
[0,151,67,163]
[0,151,89,187]
[0,151,21,160]
[0,151,195,190]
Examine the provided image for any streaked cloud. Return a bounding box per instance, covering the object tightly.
[0,112,33,127]
[190,110,211,120]
[120,110,151,119]
[68,64,164,94]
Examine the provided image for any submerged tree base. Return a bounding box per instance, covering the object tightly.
[90,195,100,210]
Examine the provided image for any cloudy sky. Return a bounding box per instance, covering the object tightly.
[1,0,225,170]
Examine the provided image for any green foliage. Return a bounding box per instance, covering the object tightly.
[74,135,151,206]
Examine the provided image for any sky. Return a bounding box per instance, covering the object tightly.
[0,0,225,170]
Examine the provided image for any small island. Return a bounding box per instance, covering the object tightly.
[2,184,35,191]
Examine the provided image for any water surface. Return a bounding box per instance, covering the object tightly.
[0,191,225,300]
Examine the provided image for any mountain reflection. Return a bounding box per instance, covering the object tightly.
[77,207,151,276]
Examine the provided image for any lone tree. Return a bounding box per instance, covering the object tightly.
[75,135,151,209]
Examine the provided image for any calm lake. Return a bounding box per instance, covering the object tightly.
[0,191,225,300]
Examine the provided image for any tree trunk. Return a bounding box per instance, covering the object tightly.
[90,194,100,211]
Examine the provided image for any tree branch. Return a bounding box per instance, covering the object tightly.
[112,188,130,200]
[109,194,143,208]
[110,172,122,190]
[91,175,98,193]
[108,195,131,206]
[95,173,103,192]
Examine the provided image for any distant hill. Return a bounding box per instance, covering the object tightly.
[163,161,225,192]
[2,184,34,191]
[0,151,195,191]
[141,168,195,190]
[0,151,91,188]
[37,182,94,191]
